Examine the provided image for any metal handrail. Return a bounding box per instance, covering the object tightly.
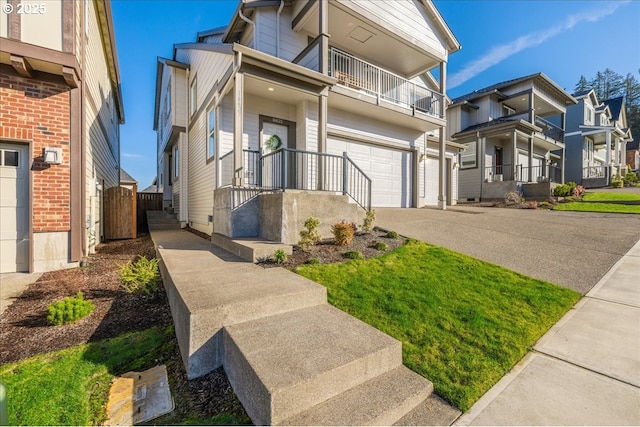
[329,48,444,119]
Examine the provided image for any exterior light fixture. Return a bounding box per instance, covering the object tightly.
[43,147,62,164]
[268,87,275,92]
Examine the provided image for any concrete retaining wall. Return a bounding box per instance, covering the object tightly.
[582,177,608,189]
[522,182,553,198]
[213,187,260,238]
[482,181,518,200]
[260,191,364,244]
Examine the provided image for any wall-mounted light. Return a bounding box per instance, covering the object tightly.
[453,162,460,169]
[43,147,63,164]
[419,153,427,162]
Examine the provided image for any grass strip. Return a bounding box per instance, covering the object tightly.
[0,327,166,426]
[295,240,580,411]
[554,202,640,214]
[582,192,640,202]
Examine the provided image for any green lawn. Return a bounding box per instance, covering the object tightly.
[295,240,580,411]
[554,201,640,214]
[0,327,166,426]
[582,192,640,202]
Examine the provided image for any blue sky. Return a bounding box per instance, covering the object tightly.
[110,0,640,187]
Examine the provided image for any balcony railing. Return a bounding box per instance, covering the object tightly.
[535,116,564,142]
[485,164,562,183]
[329,48,443,119]
[583,165,606,179]
[220,148,372,211]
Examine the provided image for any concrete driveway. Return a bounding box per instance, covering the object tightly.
[376,206,640,293]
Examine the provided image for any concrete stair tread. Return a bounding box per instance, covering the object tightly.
[280,366,433,426]
[393,393,461,426]
[211,233,292,262]
[223,304,402,424]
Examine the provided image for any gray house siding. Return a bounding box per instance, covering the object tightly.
[564,134,584,183]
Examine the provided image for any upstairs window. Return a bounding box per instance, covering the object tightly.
[586,106,593,124]
[460,140,477,169]
[174,145,179,178]
[190,78,197,117]
[207,107,216,160]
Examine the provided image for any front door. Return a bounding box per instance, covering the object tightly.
[0,143,29,272]
[494,147,503,176]
[261,117,296,188]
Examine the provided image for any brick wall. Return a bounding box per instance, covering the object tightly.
[0,73,71,232]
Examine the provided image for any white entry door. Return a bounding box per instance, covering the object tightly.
[262,122,288,155]
[0,143,29,272]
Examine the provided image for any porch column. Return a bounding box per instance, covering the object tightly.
[511,131,518,181]
[605,130,612,180]
[528,136,534,182]
[438,60,447,210]
[561,146,566,183]
[614,137,620,172]
[318,0,329,75]
[317,90,328,190]
[528,90,535,124]
[233,71,244,186]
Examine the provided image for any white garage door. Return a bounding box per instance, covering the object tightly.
[0,143,29,273]
[328,137,412,207]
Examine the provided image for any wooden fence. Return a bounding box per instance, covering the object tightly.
[137,192,163,231]
[104,186,136,239]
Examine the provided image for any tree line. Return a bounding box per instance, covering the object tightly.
[575,69,639,143]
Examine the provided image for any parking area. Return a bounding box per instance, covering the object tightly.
[376,206,640,293]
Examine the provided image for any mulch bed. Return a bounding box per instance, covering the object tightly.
[0,232,249,424]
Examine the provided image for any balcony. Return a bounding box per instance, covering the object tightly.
[329,48,444,119]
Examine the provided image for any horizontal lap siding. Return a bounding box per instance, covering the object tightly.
[257,7,307,61]
[458,168,481,200]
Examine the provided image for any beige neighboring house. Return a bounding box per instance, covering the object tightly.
[0,0,124,272]
[154,0,462,243]
[119,168,137,192]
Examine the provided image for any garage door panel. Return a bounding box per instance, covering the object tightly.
[1,143,29,273]
[328,137,412,208]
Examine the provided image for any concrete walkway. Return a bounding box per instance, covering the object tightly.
[0,272,42,316]
[455,239,640,425]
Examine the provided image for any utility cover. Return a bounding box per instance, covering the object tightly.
[105,365,174,425]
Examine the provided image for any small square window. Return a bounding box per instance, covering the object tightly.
[4,151,19,167]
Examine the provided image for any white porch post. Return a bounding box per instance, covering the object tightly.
[511,131,517,181]
[605,130,612,180]
[528,137,534,182]
[438,60,447,210]
[528,92,535,183]
[233,72,244,186]
[614,137,620,175]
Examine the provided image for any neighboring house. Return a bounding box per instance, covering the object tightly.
[153,0,461,243]
[120,168,137,192]
[627,140,639,172]
[0,0,124,273]
[447,73,576,201]
[564,90,633,187]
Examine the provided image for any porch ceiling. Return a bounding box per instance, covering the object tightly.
[297,2,442,77]
[244,75,317,104]
[503,94,563,117]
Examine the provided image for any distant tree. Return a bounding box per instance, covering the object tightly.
[575,75,589,93]
[589,68,624,101]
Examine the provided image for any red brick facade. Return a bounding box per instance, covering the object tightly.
[0,73,71,232]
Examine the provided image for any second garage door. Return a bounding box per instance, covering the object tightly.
[327,137,413,208]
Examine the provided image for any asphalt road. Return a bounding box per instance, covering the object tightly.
[376,206,640,293]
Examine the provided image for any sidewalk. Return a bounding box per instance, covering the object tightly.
[455,239,640,425]
[0,272,42,316]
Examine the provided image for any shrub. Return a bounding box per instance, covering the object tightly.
[504,191,522,205]
[306,257,321,265]
[299,217,321,250]
[566,181,577,195]
[362,210,376,233]
[553,184,571,197]
[47,292,94,326]
[331,221,356,246]
[624,172,639,186]
[539,201,551,208]
[572,185,586,198]
[119,256,160,295]
[522,201,538,209]
[343,250,363,260]
[272,249,288,264]
[386,230,400,239]
[373,241,388,251]
[611,174,624,188]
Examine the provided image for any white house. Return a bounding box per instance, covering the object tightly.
[153,0,461,244]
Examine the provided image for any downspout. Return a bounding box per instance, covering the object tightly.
[477,131,482,200]
[81,1,88,262]
[276,0,284,57]
[184,66,190,226]
[238,6,256,49]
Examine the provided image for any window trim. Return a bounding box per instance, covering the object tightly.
[173,145,179,179]
[206,106,217,162]
[189,77,197,118]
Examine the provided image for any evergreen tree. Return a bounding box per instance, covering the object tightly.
[575,75,589,93]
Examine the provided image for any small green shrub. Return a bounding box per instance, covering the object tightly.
[373,241,388,251]
[332,221,356,246]
[611,175,624,188]
[539,201,551,208]
[386,230,400,239]
[362,210,376,233]
[272,249,288,264]
[624,172,639,186]
[343,250,363,260]
[299,216,322,250]
[47,292,94,326]
[553,184,571,197]
[306,257,321,265]
[566,181,577,195]
[119,256,160,295]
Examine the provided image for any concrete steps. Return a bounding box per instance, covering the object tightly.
[223,304,405,425]
[147,210,180,230]
[282,366,432,426]
[211,233,292,263]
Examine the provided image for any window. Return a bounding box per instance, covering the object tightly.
[164,82,171,120]
[189,78,197,117]
[2,150,19,167]
[207,107,216,159]
[583,138,594,163]
[460,141,477,169]
[174,146,179,178]
[586,106,593,124]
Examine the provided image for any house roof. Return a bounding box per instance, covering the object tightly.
[603,96,624,121]
[140,183,163,193]
[572,89,592,98]
[96,0,125,124]
[451,72,576,107]
[197,26,228,42]
[119,168,137,184]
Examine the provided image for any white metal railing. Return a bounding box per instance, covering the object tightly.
[329,48,444,118]
[583,165,606,179]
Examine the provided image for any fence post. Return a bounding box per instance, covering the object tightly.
[342,152,348,195]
